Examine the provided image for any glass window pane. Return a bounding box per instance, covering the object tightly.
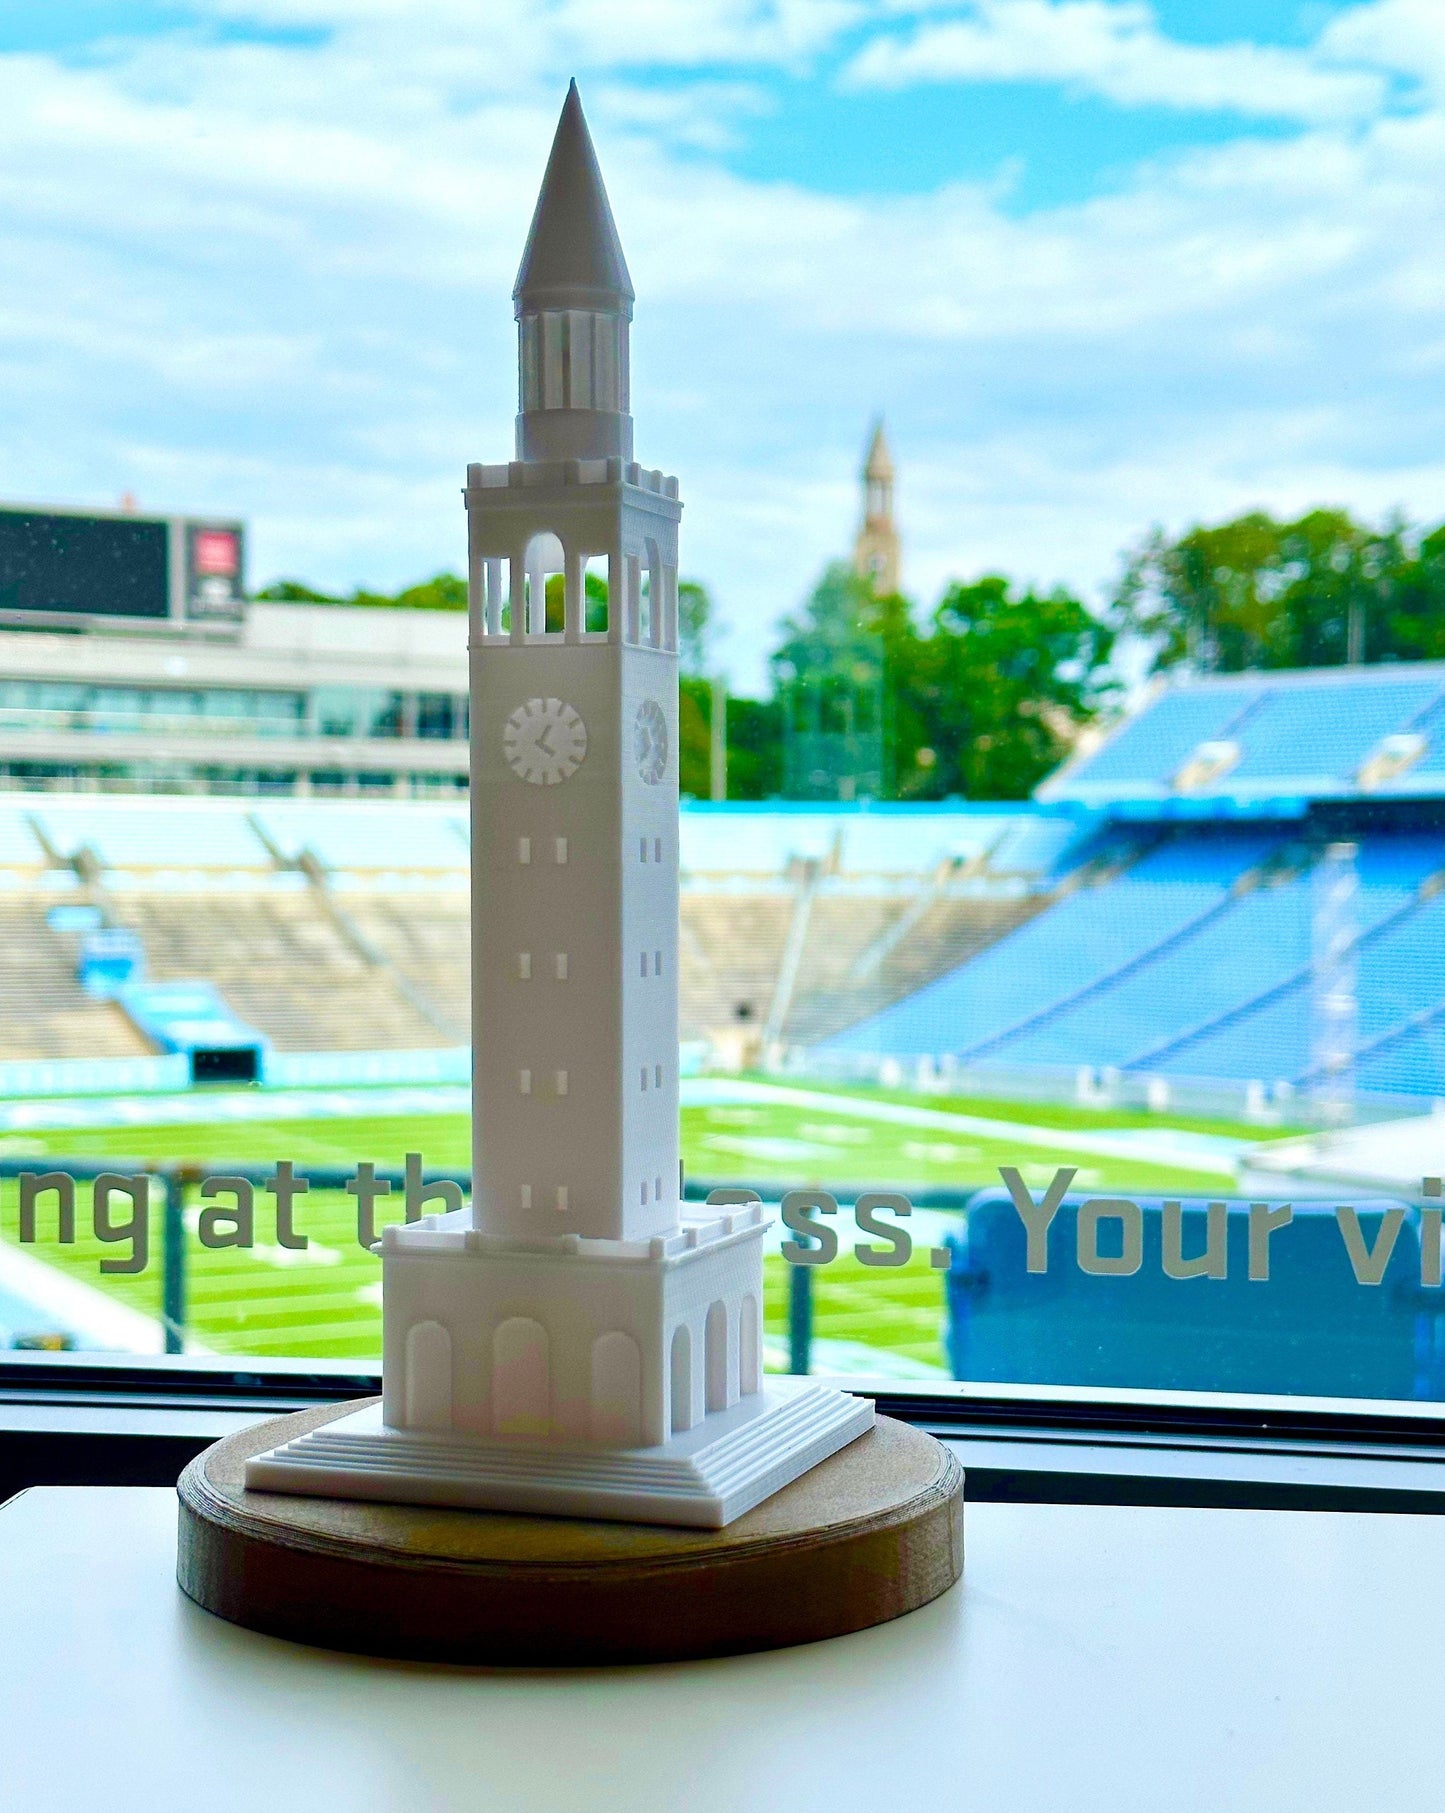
[1,57,1438,1429]
[416,693,456,740]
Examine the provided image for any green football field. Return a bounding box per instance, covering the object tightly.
[0,1080,1282,1374]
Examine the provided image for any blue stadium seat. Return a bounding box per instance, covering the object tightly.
[1049,666,1445,803]
[1358,1024,1445,1097]
[825,822,1445,1097]
[946,1190,1443,1399]
[823,834,1278,1059]
[1404,693,1445,782]
[1155,987,1313,1085]
[1227,679,1444,786]
[1050,680,1261,792]
[1000,877,1313,1069]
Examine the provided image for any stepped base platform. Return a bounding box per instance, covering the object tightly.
[243,1377,873,1528]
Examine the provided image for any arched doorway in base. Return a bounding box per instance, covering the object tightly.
[492,1316,551,1437]
[705,1299,731,1413]
[590,1330,643,1445]
[670,1323,693,1433]
[404,1320,453,1431]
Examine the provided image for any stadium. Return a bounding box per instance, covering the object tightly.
[821,660,1445,1111]
[1,652,1442,1392]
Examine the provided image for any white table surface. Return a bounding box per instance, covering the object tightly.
[1,1484,1439,1813]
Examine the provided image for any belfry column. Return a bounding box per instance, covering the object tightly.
[464,80,681,1247]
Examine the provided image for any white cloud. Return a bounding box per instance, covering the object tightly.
[192,0,866,76]
[1320,0,1445,99]
[845,1,1387,123]
[0,3,1440,691]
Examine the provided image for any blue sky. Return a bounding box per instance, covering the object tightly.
[0,1,1440,687]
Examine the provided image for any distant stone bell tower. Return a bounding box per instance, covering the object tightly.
[853,419,900,595]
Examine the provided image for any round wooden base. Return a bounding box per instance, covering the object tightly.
[178,1398,964,1666]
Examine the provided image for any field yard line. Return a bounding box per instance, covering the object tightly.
[0,1238,163,1352]
[682,1078,1243,1176]
[0,1084,471,1133]
[0,1073,1242,1178]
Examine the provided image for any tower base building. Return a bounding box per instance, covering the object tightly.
[248,1199,869,1528]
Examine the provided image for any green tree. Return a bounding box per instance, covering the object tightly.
[253,579,341,603]
[585,569,609,634]
[678,580,714,676]
[771,564,888,799]
[724,695,785,800]
[1386,523,1445,660]
[256,573,468,611]
[1115,509,1426,671]
[889,577,1115,801]
[771,565,881,682]
[351,572,468,612]
[675,582,720,795]
[678,675,714,798]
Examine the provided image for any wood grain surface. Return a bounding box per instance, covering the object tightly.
[177,1398,964,1665]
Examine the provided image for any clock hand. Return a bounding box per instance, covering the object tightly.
[536,726,556,758]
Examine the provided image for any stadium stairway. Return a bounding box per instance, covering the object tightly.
[949,843,1302,1068]
[0,895,152,1060]
[0,792,1118,1067]
[6,857,1042,1065]
[104,890,455,1052]
[818,833,1274,1063]
[292,853,464,1042]
[678,869,1049,1055]
[13,802,463,1055]
[339,891,470,1039]
[678,891,793,1045]
[784,890,1049,1048]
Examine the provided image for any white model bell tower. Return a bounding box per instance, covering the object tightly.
[244,85,871,1527]
[467,81,681,1245]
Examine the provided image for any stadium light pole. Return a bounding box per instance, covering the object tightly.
[1310,841,1360,1128]
[789,1261,813,1376]
[710,676,727,802]
[161,1169,187,1355]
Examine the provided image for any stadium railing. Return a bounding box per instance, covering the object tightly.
[7,1162,1445,1513]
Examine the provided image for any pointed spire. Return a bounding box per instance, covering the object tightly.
[856,417,900,592]
[863,418,893,483]
[513,81,634,319]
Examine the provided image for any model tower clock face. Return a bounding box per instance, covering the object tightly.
[634,698,668,785]
[503,697,588,785]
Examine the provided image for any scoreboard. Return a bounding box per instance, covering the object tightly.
[0,505,246,631]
